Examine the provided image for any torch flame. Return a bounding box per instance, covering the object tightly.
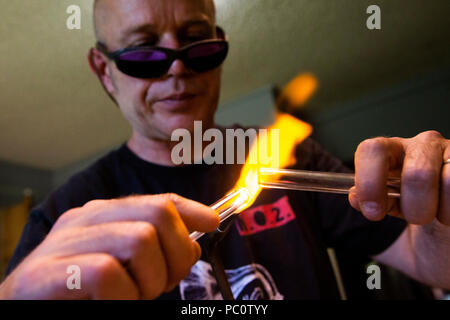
[276,73,319,110]
[233,113,313,211]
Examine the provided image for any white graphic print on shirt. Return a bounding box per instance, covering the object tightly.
[179,260,284,300]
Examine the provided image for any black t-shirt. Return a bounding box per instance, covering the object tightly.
[4,138,406,299]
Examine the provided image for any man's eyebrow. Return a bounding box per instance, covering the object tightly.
[119,23,158,44]
[180,19,213,30]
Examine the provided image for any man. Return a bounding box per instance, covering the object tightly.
[1,0,450,299]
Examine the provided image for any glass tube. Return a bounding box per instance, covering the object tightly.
[190,188,251,241]
[259,168,401,198]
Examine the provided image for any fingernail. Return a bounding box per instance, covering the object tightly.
[361,201,382,218]
[349,188,358,200]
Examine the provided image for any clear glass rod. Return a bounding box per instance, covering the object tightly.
[259,168,401,198]
[190,188,250,241]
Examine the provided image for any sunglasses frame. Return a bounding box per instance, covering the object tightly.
[95,26,229,78]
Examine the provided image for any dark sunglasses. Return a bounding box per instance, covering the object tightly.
[96,38,229,79]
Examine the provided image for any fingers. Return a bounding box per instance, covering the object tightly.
[57,193,219,233]
[47,220,198,299]
[36,193,213,300]
[353,131,448,225]
[63,253,139,300]
[348,186,401,219]
[74,195,208,290]
[437,148,450,225]
[12,253,139,300]
[400,132,443,224]
[354,137,404,221]
[163,193,220,231]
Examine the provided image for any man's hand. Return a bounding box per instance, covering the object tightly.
[349,130,450,226]
[0,194,219,300]
[348,130,450,288]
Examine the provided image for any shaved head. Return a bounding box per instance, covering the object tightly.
[93,0,107,42]
[93,0,216,44]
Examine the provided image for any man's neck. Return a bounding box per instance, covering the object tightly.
[127,127,217,167]
[127,131,177,166]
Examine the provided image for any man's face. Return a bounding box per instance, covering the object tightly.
[99,0,222,140]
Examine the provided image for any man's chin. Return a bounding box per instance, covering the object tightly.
[149,115,212,140]
[155,113,213,134]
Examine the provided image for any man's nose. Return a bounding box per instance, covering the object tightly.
[159,35,191,77]
[167,58,190,77]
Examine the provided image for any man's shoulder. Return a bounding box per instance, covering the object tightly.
[61,144,125,193]
[34,144,126,221]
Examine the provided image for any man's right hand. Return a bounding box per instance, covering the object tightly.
[0,194,219,300]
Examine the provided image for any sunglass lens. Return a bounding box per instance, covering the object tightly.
[116,50,170,78]
[186,42,228,73]
[121,50,167,62]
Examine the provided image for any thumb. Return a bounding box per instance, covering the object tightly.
[162,194,220,232]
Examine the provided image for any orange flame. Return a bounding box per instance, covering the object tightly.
[277,73,319,110]
[233,113,313,211]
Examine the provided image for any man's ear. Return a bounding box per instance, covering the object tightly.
[87,48,117,104]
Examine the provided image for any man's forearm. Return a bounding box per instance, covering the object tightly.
[410,221,450,289]
[375,220,450,289]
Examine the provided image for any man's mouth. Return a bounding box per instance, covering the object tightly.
[156,93,196,110]
[161,92,196,102]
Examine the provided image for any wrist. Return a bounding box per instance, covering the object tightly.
[0,272,20,300]
[412,220,450,288]
[0,277,11,299]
